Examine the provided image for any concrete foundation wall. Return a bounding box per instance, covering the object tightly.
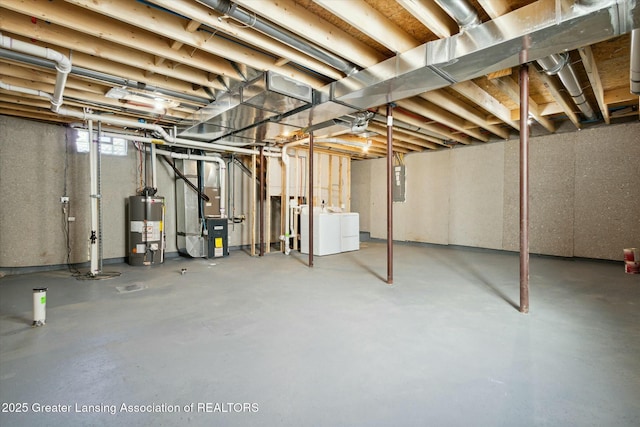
[0,115,254,268]
[351,121,640,260]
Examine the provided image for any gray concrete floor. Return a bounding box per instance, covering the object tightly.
[1,242,639,427]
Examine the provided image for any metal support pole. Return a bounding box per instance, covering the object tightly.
[386,104,394,285]
[519,61,530,314]
[251,153,256,256]
[97,121,103,273]
[309,132,314,268]
[259,147,265,256]
[88,119,99,276]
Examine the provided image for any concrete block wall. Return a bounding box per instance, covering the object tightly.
[352,121,640,261]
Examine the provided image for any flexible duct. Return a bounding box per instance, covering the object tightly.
[197,0,359,76]
[632,29,640,95]
[0,33,71,113]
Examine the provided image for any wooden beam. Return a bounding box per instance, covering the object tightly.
[63,0,325,87]
[398,98,489,142]
[0,5,232,89]
[368,121,445,147]
[313,0,418,54]
[185,19,201,33]
[393,109,472,145]
[535,69,582,129]
[232,0,385,68]
[395,0,458,38]
[490,76,556,132]
[579,46,610,124]
[603,86,639,105]
[1,62,104,95]
[170,40,184,51]
[477,0,511,20]
[328,154,333,206]
[487,68,513,80]
[420,91,510,139]
[148,0,343,81]
[452,81,519,130]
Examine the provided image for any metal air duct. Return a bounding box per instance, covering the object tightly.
[331,0,638,112]
[196,0,359,76]
[536,53,596,119]
[435,0,596,121]
[179,71,313,145]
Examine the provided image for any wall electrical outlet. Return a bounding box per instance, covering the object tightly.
[68,217,75,222]
[60,196,69,203]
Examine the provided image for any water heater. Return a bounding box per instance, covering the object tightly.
[128,195,165,266]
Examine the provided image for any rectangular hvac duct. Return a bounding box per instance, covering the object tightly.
[175,159,206,258]
[179,71,313,142]
[242,71,313,113]
[278,85,358,130]
[332,0,639,110]
[233,121,300,143]
[178,91,240,140]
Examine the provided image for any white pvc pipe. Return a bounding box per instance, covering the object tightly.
[279,137,365,254]
[131,139,228,219]
[88,120,100,276]
[0,32,257,156]
[150,142,158,189]
[281,138,308,255]
[0,33,71,112]
[58,107,259,155]
[0,81,53,101]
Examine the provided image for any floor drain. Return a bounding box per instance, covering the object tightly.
[116,282,147,294]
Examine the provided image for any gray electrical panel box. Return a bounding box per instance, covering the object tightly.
[393,165,406,202]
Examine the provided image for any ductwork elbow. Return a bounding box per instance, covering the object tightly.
[46,48,72,74]
[434,0,480,30]
[631,29,640,95]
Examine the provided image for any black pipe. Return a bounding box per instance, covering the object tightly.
[161,156,210,202]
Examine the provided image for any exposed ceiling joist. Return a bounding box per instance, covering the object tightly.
[0,0,637,159]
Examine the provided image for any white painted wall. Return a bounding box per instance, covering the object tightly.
[351,121,640,261]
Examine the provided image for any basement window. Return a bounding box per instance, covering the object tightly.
[74,129,127,156]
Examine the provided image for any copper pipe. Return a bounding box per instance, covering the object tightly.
[387,104,394,285]
[519,62,530,314]
[259,146,265,256]
[309,132,314,267]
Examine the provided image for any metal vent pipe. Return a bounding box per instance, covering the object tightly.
[536,53,596,120]
[197,0,359,76]
[435,0,596,121]
[433,0,480,30]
